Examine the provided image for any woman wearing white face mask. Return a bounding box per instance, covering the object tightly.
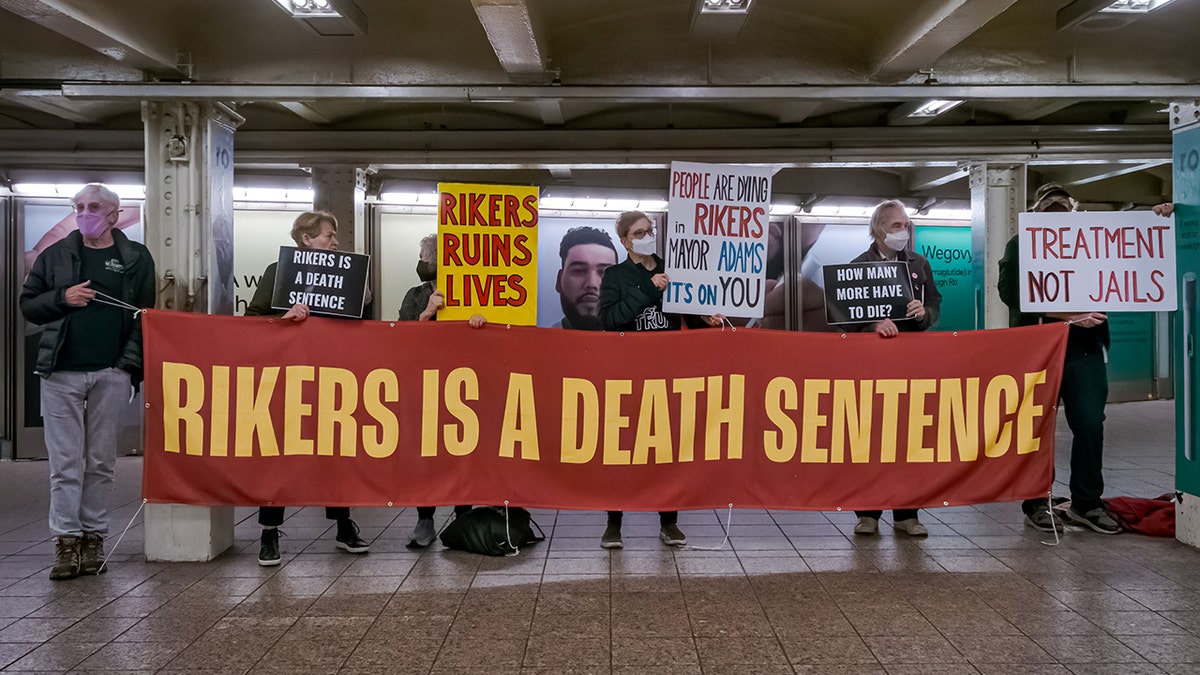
[850,200,942,538]
[596,210,723,550]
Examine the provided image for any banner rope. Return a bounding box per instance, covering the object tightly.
[502,500,519,557]
[100,498,148,573]
[684,503,734,551]
[1040,488,1063,547]
[90,291,146,318]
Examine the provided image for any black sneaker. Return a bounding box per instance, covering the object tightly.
[79,532,107,575]
[600,524,623,549]
[258,528,281,567]
[1065,506,1121,534]
[335,519,370,554]
[659,523,687,547]
[1024,504,1064,533]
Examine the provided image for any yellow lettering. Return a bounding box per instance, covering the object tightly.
[235,366,279,457]
[831,379,872,463]
[875,379,907,463]
[499,373,539,460]
[210,366,229,457]
[317,367,358,457]
[800,379,829,463]
[763,377,797,462]
[905,379,937,463]
[443,367,479,456]
[983,374,1019,458]
[362,369,398,458]
[672,377,704,462]
[603,379,632,465]
[421,369,439,457]
[561,378,598,464]
[937,377,979,461]
[705,375,744,460]
[162,361,204,455]
[283,365,315,456]
[632,379,673,464]
[1017,370,1047,455]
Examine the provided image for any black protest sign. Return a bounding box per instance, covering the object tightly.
[822,261,914,325]
[271,246,370,318]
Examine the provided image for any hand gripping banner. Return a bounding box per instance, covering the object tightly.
[143,311,1067,511]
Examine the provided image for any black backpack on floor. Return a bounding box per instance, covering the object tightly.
[439,506,545,556]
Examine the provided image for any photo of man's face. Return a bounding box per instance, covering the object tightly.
[556,242,617,330]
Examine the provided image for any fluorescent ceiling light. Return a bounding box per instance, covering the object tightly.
[769,204,798,215]
[1100,0,1176,12]
[268,0,367,36]
[539,197,574,209]
[272,0,341,17]
[907,99,965,118]
[699,0,754,14]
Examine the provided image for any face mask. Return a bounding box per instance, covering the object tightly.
[416,260,436,282]
[76,211,111,239]
[630,235,657,257]
[883,230,909,252]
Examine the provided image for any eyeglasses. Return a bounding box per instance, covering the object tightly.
[72,201,115,215]
[629,227,656,239]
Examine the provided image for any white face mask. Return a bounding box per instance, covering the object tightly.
[630,235,657,257]
[883,230,909,252]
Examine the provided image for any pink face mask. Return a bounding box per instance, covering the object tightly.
[76,211,111,238]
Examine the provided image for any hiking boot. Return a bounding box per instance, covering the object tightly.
[853,516,879,536]
[79,532,107,575]
[258,528,281,567]
[407,518,436,548]
[659,523,687,547]
[335,519,370,553]
[893,518,929,537]
[1024,504,1064,533]
[50,535,81,580]
[600,524,623,549]
[1065,506,1121,534]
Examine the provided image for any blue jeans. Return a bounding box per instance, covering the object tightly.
[41,368,130,537]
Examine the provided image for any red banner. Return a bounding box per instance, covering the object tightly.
[143,311,1067,511]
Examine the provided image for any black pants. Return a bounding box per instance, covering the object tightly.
[855,509,918,522]
[416,505,473,519]
[258,506,347,527]
[607,511,677,526]
[1023,349,1107,515]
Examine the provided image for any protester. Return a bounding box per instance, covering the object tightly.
[851,200,942,538]
[245,211,372,565]
[20,183,156,580]
[398,234,476,548]
[553,226,618,330]
[999,188,1174,534]
[597,210,723,549]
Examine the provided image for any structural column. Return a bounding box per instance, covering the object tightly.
[968,163,1026,330]
[1171,100,1200,549]
[308,165,369,253]
[140,101,243,561]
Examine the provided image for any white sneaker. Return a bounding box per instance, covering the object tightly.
[893,519,929,537]
[407,518,436,548]
[853,516,879,535]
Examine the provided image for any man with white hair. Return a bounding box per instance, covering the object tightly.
[20,183,156,580]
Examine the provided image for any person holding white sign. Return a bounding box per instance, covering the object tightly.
[998,183,1119,535]
[597,211,724,549]
[851,200,942,538]
[245,211,373,564]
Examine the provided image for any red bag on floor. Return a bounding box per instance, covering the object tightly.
[1103,495,1175,537]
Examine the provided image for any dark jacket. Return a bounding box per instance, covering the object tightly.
[599,255,705,332]
[997,234,1109,359]
[19,228,156,381]
[851,243,942,332]
[245,262,281,317]
[398,281,436,321]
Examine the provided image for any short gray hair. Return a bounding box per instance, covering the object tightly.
[73,183,120,210]
[868,199,908,243]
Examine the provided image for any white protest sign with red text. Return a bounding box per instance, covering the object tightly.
[1017,211,1176,312]
[663,161,773,318]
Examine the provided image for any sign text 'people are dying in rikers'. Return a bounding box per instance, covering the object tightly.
[437,182,539,326]
[662,161,774,318]
[1018,211,1176,312]
[271,246,370,318]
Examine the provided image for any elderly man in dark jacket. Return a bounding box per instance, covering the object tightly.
[20,183,156,580]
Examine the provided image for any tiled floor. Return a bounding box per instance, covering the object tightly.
[1,399,1197,674]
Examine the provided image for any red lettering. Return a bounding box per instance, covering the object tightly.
[750,207,765,238]
[468,193,487,226]
[444,274,460,306]
[442,234,462,265]
[503,195,519,227]
[512,234,532,265]
[694,203,710,235]
[521,195,538,226]
[489,194,503,226]
[507,274,527,306]
[440,193,459,226]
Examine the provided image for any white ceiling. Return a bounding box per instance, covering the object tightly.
[0,0,1197,208]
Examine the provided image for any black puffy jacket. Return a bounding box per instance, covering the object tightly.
[19,229,156,382]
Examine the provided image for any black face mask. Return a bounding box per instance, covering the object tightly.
[416,260,436,282]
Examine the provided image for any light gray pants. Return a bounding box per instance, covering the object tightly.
[41,367,129,537]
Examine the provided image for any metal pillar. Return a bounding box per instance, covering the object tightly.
[308,165,368,253]
[141,100,243,561]
[1171,99,1200,549]
[968,163,1027,330]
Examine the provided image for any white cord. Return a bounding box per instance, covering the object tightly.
[685,503,734,551]
[91,291,146,318]
[1040,489,1063,547]
[502,500,518,556]
[100,498,148,572]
